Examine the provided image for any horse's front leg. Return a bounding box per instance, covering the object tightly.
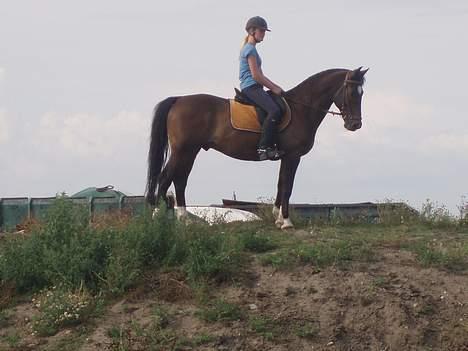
[273,168,283,227]
[275,156,301,230]
[271,165,284,228]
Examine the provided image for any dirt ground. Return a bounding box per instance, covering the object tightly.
[1,230,467,351]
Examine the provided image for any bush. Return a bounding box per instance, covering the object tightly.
[0,198,108,292]
[0,199,249,295]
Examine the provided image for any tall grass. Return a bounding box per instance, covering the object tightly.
[0,199,251,296]
[1,197,466,297]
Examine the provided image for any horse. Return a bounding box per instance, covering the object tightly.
[146,67,368,229]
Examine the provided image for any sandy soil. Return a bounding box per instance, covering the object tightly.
[1,232,467,351]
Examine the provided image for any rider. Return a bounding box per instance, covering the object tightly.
[239,16,285,161]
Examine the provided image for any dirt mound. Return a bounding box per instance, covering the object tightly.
[1,228,467,351]
[76,248,468,351]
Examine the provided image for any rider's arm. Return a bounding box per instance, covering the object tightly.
[260,68,284,95]
[248,55,283,95]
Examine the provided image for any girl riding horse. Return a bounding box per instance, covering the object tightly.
[240,16,284,161]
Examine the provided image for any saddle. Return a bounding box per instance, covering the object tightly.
[229,89,291,133]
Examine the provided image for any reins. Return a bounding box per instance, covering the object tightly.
[283,75,363,119]
[283,95,343,116]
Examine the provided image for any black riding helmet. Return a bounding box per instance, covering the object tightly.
[245,16,271,32]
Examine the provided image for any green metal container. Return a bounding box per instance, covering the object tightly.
[0,197,29,231]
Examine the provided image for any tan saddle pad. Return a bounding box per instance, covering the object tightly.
[229,98,291,133]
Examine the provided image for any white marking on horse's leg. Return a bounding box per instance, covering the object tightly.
[152,208,159,219]
[275,206,284,228]
[281,218,294,230]
[175,206,188,220]
[272,206,280,218]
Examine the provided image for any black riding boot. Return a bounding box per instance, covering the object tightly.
[257,118,284,161]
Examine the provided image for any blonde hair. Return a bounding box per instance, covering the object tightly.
[241,35,249,48]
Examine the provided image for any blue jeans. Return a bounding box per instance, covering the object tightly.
[242,84,282,149]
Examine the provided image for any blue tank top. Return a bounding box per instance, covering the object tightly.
[239,43,262,90]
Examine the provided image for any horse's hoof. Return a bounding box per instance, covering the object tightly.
[275,219,283,228]
[281,218,294,230]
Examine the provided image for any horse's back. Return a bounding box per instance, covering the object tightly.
[167,94,230,148]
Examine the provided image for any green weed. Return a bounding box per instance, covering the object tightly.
[196,299,243,323]
[260,238,374,270]
[295,239,375,267]
[260,249,296,269]
[0,309,11,328]
[240,231,278,253]
[183,227,245,282]
[408,241,468,271]
[2,332,20,348]
[295,321,319,339]
[248,316,280,340]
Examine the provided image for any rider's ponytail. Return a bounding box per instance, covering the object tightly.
[241,35,249,48]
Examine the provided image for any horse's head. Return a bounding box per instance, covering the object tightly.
[332,67,368,131]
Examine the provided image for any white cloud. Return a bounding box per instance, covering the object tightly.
[363,91,433,130]
[0,109,9,144]
[36,111,149,158]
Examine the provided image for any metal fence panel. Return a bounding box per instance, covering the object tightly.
[0,198,29,231]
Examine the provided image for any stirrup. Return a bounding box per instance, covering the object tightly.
[257,147,284,161]
[257,148,269,161]
[267,147,285,161]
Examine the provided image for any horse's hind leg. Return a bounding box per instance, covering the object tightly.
[155,155,178,209]
[172,147,200,220]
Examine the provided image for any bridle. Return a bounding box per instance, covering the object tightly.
[283,72,363,123]
[332,72,363,123]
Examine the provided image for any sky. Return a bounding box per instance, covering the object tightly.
[1,0,467,215]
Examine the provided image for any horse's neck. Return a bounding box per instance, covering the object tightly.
[287,70,346,128]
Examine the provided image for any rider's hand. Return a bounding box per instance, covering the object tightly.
[272,86,283,96]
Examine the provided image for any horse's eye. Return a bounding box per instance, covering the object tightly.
[356,85,363,95]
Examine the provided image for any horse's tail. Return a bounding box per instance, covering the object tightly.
[146,96,179,206]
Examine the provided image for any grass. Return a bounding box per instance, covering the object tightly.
[105,305,217,351]
[260,236,376,270]
[248,316,282,341]
[0,198,467,347]
[405,240,468,271]
[196,299,243,323]
[0,310,10,328]
[2,332,20,348]
[295,321,320,339]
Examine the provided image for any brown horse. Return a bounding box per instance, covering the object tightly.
[146,67,368,229]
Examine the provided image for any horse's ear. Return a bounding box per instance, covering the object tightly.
[361,68,369,75]
[355,66,363,72]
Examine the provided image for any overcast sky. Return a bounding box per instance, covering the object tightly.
[1,0,467,214]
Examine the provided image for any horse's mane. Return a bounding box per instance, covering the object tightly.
[286,68,348,95]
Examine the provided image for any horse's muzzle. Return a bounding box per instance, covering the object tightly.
[345,119,362,131]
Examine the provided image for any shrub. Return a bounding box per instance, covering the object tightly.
[0,198,108,292]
